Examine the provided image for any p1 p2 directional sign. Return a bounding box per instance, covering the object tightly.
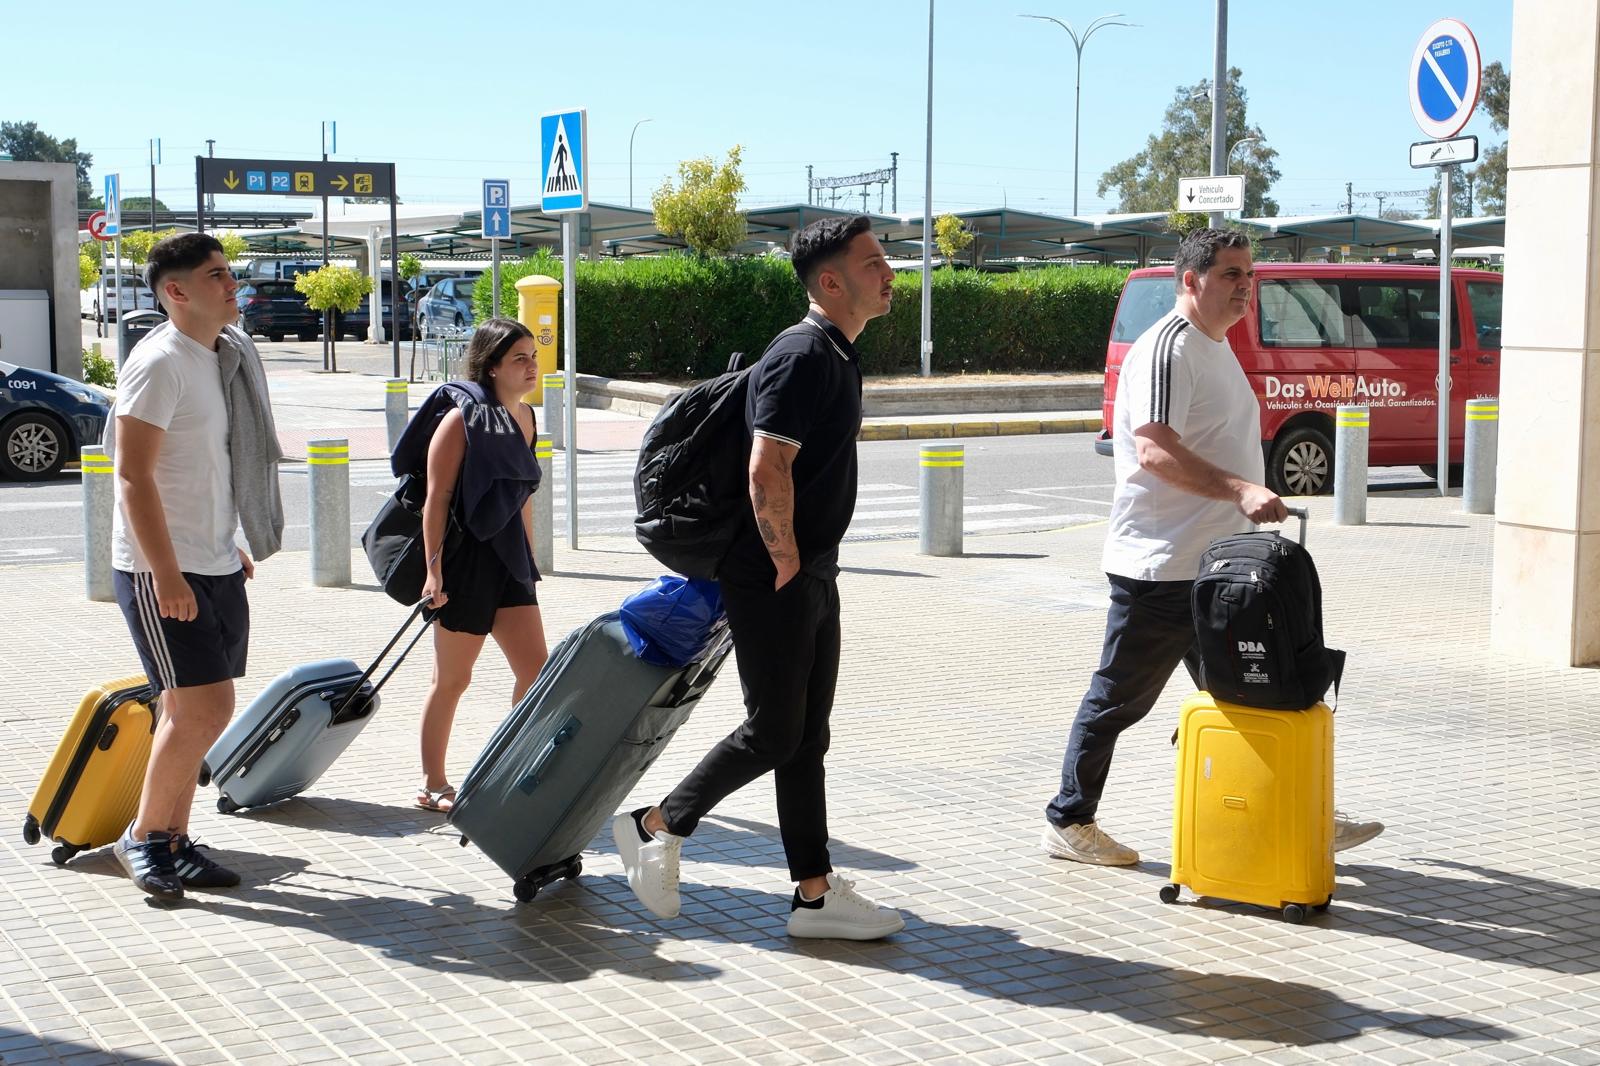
[1410,18,1481,139]
[103,174,121,237]
[482,179,512,238]
[540,109,588,214]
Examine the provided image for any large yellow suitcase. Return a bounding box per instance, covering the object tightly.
[1161,692,1334,923]
[23,675,159,865]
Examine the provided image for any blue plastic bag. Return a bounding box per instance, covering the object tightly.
[618,576,726,667]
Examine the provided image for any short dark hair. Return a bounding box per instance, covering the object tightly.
[790,215,875,292]
[1173,228,1252,291]
[463,316,534,392]
[145,233,226,296]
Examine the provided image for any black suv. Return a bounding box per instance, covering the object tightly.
[334,280,415,341]
[236,280,321,342]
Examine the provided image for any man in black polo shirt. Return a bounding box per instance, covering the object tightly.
[613,215,905,940]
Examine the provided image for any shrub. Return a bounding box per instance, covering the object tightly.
[474,255,1127,379]
[82,346,116,387]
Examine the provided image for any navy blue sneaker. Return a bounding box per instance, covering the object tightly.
[172,835,241,888]
[112,825,183,901]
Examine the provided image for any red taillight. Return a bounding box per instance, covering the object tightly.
[246,296,269,306]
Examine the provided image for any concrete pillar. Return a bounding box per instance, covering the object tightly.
[542,373,565,451]
[1332,405,1368,526]
[307,438,351,587]
[918,444,963,557]
[384,379,408,454]
[367,226,385,344]
[1491,1,1600,666]
[533,433,554,577]
[1464,398,1498,515]
[80,446,115,602]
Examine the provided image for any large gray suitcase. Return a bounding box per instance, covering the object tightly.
[450,610,732,902]
[200,602,433,813]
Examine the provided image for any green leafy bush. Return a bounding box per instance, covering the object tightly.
[474,254,1127,379]
[82,346,116,387]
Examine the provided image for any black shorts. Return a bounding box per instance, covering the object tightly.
[113,569,249,695]
[435,538,539,636]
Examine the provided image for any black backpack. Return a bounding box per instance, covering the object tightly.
[633,324,815,578]
[1190,509,1345,711]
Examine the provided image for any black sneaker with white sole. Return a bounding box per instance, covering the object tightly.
[172,835,241,888]
[112,825,184,901]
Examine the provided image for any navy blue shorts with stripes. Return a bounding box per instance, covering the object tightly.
[113,569,250,695]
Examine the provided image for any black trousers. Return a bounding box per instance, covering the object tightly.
[660,573,840,881]
[1046,574,1201,828]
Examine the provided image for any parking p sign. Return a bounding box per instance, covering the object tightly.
[1410,19,1481,140]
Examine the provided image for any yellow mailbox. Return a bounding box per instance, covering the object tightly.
[516,275,561,402]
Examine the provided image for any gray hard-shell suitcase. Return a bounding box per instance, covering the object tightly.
[450,610,732,902]
[200,601,433,813]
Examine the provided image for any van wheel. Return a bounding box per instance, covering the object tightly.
[1267,426,1333,497]
[1419,463,1464,487]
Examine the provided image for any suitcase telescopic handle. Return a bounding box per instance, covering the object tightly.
[1284,506,1308,546]
[331,599,435,721]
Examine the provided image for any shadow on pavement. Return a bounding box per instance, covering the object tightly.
[839,566,933,578]
[1336,858,1599,975]
[215,794,451,839]
[190,876,1512,1049]
[660,814,919,873]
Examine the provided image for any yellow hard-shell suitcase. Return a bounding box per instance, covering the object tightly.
[23,675,159,865]
[1161,692,1334,923]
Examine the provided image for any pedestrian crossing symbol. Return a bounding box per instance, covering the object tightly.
[540,109,588,214]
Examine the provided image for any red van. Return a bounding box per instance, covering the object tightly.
[1095,263,1504,495]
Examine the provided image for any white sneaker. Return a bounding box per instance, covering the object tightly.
[786,873,905,940]
[1042,820,1140,866]
[611,808,682,919]
[1333,811,1385,853]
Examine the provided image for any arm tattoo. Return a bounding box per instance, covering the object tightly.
[753,483,767,510]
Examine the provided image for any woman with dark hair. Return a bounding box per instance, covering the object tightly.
[395,316,549,811]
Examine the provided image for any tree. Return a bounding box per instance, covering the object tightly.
[216,231,249,263]
[295,265,371,367]
[120,197,169,213]
[78,246,100,291]
[1424,177,1473,219]
[1098,67,1281,217]
[652,146,748,256]
[118,228,183,267]
[933,214,974,262]
[1,121,95,206]
[1469,61,1510,215]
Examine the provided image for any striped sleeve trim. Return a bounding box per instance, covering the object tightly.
[753,429,802,450]
[1149,316,1190,426]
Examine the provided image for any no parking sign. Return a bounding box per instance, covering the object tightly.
[1409,18,1481,139]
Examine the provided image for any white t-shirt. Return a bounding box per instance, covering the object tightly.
[110,322,240,576]
[1101,309,1264,581]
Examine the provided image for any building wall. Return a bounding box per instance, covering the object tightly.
[0,161,83,379]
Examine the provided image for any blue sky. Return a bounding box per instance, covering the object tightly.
[6,1,1512,219]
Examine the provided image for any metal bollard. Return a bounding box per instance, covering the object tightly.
[918,444,964,557]
[384,379,408,454]
[541,373,565,451]
[533,433,554,577]
[1464,397,1498,515]
[80,445,115,602]
[1332,405,1369,526]
[307,438,351,587]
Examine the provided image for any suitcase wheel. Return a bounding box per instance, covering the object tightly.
[1282,903,1309,924]
[513,879,539,903]
[197,767,212,788]
[217,796,242,815]
[22,816,40,846]
[564,858,583,881]
[1158,883,1181,905]
[1314,898,1332,913]
[51,844,80,866]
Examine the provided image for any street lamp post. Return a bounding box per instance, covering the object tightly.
[1226,136,1259,174]
[629,118,654,209]
[1020,12,1135,216]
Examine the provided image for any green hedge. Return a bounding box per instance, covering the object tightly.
[474,253,1126,379]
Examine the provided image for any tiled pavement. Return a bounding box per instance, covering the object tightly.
[2,493,1597,1065]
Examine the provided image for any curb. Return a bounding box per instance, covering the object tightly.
[858,416,1102,441]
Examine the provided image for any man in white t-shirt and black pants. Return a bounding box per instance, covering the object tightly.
[108,233,282,902]
[1042,229,1384,866]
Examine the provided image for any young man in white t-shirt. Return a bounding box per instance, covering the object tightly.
[108,233,275,901]
[1042,229,1384,866]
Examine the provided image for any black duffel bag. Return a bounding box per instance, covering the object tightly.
[362,474,460,605]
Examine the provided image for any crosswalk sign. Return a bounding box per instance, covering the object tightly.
[540,109,588,214]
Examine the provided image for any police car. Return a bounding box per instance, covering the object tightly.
[0,361,114,481]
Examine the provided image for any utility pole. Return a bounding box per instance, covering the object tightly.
[1464,172,1475,217]
[807,164,813,205]
[1207,0,1228,228]
[149,138,160,231]
[891,152,898,213]
[1375,193,1387,219]
[205,139,215,213]
[1346,182,1354,214]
